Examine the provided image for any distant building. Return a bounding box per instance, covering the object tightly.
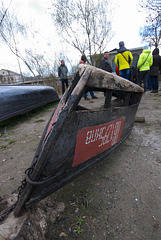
[0,69,23,84]
[92,47,143,72]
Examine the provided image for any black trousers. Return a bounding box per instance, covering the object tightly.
[138,70,149,92]
[61,79,68,94]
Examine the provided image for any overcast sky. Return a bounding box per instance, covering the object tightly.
[0,0,147,75]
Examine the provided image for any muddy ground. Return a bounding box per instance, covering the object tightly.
[0,90,161,240]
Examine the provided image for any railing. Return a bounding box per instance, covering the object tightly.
[0,76,73,95]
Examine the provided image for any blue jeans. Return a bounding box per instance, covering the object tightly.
[119,68,131,80]
[84,91,94,99]
[150,76,158,91]
[147,75,152,90]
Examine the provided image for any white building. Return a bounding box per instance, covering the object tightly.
[0,69,23,84]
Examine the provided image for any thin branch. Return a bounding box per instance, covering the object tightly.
[0,0,13,27]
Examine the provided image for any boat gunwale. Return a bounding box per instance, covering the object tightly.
[77,64,144,93]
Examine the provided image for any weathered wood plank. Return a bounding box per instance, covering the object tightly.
[78,65,144,93]
[104,90,112,108]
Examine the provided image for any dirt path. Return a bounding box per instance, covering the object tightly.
[0,91,161,239]
[0,103,57,196]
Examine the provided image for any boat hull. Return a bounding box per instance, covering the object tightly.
[0,85,59,122]
[14,65,143,216]
[21,102,138,207]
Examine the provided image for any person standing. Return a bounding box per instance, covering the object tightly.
[115,41,133,80]
[100,51,113,97]
[137,45,153,92]
[58,60,68,94]
[79,54,98,100]
[100,51,112,73]
[150,48,161,93]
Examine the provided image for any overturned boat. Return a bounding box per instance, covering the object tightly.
[0,85,59,122]
[14,65,144,216]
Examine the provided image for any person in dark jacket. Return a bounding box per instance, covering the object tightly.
[100,51,112,73]
[150,48,161,93]
[58,60,68,94]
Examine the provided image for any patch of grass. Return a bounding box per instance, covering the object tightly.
[0,138,10,142]
[81,189,89,210]
[0,101,59,136]
[9,140,15,144]
[0,115,26,136]
[34,119,45,123]
[0,145,6,149]
[0,116,21,128]
[44,101,59,109]
[153,94,161,101]
[0,138,15,149]
[144,122,151,126]
[73,217,84,235]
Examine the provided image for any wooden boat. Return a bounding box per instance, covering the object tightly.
[0,85,59,122]
[14,65,143,216]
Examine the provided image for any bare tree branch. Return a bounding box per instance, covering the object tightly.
[51,0,113,65]
[139,0,161,47]
[0,0,13,27]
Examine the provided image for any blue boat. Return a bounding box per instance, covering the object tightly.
[0,85,59,122]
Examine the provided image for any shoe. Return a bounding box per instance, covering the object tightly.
[151,90,158,93]
[85,97,90,100]
[92,96,98,99]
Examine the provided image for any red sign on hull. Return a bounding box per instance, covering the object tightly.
[73,117,125,167]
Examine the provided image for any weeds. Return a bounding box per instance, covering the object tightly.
[81,189,89,210]
[9,140,15,144]
[34,119,45,123]
[144,122,151,126]
[0,145,6,149]
[72,190,89,235]
[82,198,89,210]
[0,139,15,150]
[73,217,84,235]
[0,139,10,142]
